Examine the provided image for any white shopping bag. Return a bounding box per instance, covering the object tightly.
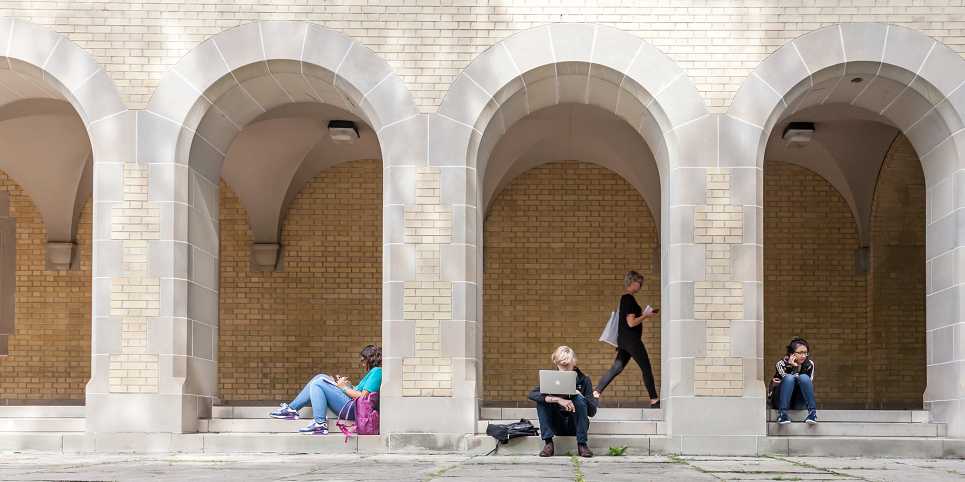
[599,309,619,347]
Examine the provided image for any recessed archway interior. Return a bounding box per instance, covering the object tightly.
[762,65,934,410]
[0,62,93,402]
[481,102,663,405]
[183,60,384,403]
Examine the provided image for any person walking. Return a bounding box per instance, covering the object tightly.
[594,271,660,408]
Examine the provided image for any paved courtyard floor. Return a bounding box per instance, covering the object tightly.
[0,453,963,481]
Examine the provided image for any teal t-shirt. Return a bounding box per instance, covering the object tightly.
[354,367,382,393]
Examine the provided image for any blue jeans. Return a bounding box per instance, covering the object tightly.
[289,374,354,423]
[535,394,590,444]
[777,374,816,416]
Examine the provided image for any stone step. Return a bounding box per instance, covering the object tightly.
[0,406,85,418]
[201,417,342,433]
[1,431,963,457]
[476,419,664,435]
[0,418,85,432]
[211,406,336,419]
[468,434,659,456]
[480,407,664,421]
[766,409,929,423]
[767,421,945,437]
[766,436,964,458]
[200,433,366,454]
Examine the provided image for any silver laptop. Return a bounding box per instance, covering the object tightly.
[539,370,579,395]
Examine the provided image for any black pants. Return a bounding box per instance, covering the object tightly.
[596,342,658,400]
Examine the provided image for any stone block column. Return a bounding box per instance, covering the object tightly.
[380,114,478,448]
[88,111,218,433]
[664,114,765,455]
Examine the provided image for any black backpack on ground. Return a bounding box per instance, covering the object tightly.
[484,419,539,454]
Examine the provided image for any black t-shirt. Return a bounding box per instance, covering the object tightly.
[617,293,644,349]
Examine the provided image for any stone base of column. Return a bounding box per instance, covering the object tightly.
[86,354,213,433]
[666,396,766,455]
[85,393,211,433]
[379,395,477,450]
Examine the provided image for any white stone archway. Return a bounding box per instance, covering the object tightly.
[728,23,965,438]
[0,18,127,404]
[88,20,420,434]
[432,23,723,449]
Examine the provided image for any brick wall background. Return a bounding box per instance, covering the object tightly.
[218,159,382,402]
[482,161,660,404]
[0,170,91,402]
[869,136,925,409]
[764,134,925,409]
[3,1,964,112]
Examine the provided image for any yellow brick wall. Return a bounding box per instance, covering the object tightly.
[218,159,381,401]
[483,161,660,404]
[4,2,965,111]
[869,135,925,409]
[764,140,926,409]
[0,170,91,402]
[764,160,869,407]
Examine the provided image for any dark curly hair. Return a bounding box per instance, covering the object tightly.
[786,337,810,355]
[360,344,382,370]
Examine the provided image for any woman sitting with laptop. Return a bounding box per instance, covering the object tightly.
[268,344,382,435]
[528,346,598,458]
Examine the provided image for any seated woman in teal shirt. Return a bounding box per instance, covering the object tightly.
[270,345,382,435]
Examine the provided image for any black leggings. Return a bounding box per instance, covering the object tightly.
[595,343,658,400]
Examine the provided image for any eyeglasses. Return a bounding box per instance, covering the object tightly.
[794,352,808,356]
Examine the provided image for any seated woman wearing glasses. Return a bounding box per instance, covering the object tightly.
[770,337,818,425]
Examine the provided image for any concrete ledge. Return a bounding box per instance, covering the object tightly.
[467,434,658,456]
[655,435,764,456]
[780,436,945,458]
[767,421,944,437]
[211,406,336,419]
[942,438,965,458]
[0,432,66,451]
[480,407,664,421]
[2,432,963,458]
[476,420,663,435]
[383,433,474,453]
[201,433,358,454]
[0,406,85,418]
[766,409,929,423]
[204,418,337,433]
[0,418,85,432]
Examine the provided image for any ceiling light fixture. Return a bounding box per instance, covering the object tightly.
[328,120,359,143]
[782,121,815,144]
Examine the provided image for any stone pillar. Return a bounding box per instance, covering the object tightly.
[923,132,965,438]
[88,111,217,433]
[380,113,479,449]
[664,115,765,455]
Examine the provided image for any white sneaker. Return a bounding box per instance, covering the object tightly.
[298,420,328,435]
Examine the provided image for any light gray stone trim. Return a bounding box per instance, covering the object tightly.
[438,24,703,433]
[146,21,417,164]
[732,23,965,437]
[129,21,418,433]
[437,23,707,175]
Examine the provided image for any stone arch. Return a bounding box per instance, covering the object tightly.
[135,21,416,430]
[0,19,122,402]
[0,18,125,256]
[730,23,965,435]
[434,23,707,414]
